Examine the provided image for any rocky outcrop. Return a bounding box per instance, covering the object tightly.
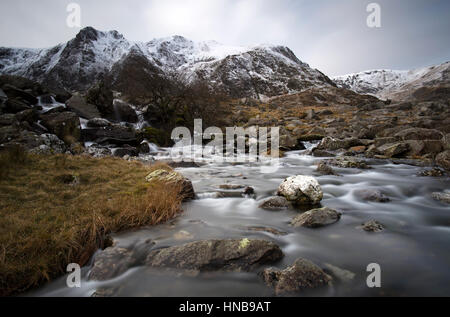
[145,239,283,272]
[277,175,323,205]
[291,207,341,228]
[261,258,332,295]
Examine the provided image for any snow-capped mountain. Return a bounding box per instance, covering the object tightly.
[333,61,450,100]
[0,27,334,98]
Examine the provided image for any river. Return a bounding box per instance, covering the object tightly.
[30,145,450,297]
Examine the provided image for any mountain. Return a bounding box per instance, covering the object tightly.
[0,27,334,99]
[333,61,450,100]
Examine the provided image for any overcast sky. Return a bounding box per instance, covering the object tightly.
[0,0,449,76]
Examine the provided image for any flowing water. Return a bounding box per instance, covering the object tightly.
[30,146,450,297]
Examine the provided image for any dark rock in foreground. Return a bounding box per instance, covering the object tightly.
[261,258,332,295]
[145,239,283,272]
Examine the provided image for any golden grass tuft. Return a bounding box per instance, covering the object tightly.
[0,150,182,296]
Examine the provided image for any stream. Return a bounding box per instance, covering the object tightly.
[30,145,450,297]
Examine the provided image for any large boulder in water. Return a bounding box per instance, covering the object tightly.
[146,169,195,200]
[144,239,283,272]
[261,258,332,295]
[277,175,323,205]
[290,207,341,228]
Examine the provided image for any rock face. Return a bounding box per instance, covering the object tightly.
[258,196,290,211]
[145,239,283,272]
[291,207,341,228]
[261,258,332,295]
[145,169,195,200]
[277,175,323,205]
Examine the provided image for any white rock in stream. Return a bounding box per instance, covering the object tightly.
[277,175,323,205]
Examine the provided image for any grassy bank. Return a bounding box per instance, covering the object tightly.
[0,149,183,296]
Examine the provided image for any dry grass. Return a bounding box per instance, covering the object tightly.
[0,148,183,296]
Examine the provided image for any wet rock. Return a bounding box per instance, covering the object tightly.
[323,263,355,283]
[323,157,371,169]
[113,146,139,157]
[145,239,283,272]
[359,220,385,232]
[435,150,450,171]
[311,149,336,157]
[87,117,112,128]
[110,100,138,123]
[243,186,255,196]
[354,189,390,203]
[258,196,290,211]
[376,142,409,158]
[88,247,137,281]
[316,161,339,175]
[146,169,195,200]
[244,226,288,236]
[291,207,341,228]
[66,93,101,119]
[277,175,323,205]
[81,125,137,146]
[40,111,81,143]
[217,184,246,190]
[417,167,446,177]
[261,258,332,295]
[431,192,450,204]
[315,137,361,151]
[173,230,194,241]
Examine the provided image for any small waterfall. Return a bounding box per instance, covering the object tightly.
[37,95,66,113]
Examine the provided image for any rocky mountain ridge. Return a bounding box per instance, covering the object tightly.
[0,27,334,99]
[333,61,450,101]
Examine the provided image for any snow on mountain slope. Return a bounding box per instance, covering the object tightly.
[333,61,450,100]
[0,27,334,98]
